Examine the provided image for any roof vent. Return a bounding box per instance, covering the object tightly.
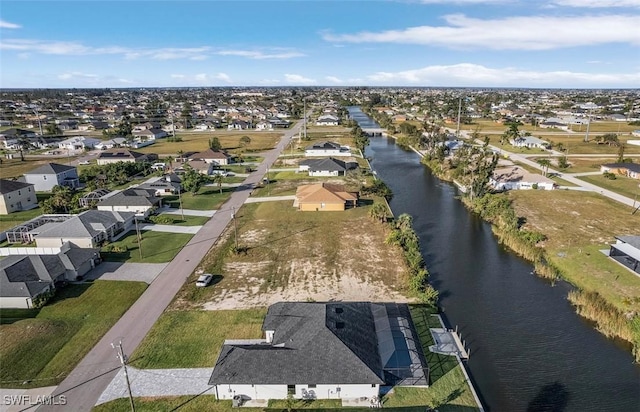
[334,307,343,314]
[335,322,345,329]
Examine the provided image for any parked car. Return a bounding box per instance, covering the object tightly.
[78,160,91,165]
[196,274,213,287]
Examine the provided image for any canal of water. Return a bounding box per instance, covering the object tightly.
[349,106,640,412]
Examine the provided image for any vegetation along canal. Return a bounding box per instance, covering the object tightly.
[349,106,640,412]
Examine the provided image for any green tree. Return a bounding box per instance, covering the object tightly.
[40,185,74,213]
[45,123,62,136]
[209,137,222,150]
[537,158,551,176]
[181,165,206,194]
[212,173,224,194]
[501,122,520,146]
[239,135,251,148]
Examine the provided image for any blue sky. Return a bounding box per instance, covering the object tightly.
[1,0,639,88]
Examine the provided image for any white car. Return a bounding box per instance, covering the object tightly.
[78,160,91,165]
[195,274,213,287]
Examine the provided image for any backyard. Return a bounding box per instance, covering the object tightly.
[101,230,193,264]
[0,280,147,388]
[135,131,281,155]
[577,174,640,200]
[162,186,234,210]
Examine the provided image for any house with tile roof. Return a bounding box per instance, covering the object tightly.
[188,148,231,165]
[97,149,149,165]
[0,179,37,214]
[23,163,80,191]
[209,302,428,402]
[601,163,640,180]
[294,183,358,211]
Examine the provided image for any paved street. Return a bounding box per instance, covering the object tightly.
[36,115,309,411]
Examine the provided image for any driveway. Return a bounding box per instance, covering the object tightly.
[96,368,213,405]
[83,262,167,284]
[138,223,202,234]
[244,195,296,204]
[157,207,215,217]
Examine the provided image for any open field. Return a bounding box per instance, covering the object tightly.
[463,119,639,135]
[162,186,234,210]
[170,198,409,311]
[131,309,265,369]
[101,230,193,263]
[577,174,640,200]
[509,190,640,313]
[528,156,618,174]
[134,131,282,155]
[0,280,147,388]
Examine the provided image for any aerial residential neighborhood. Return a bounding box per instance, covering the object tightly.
[1,1,639,411]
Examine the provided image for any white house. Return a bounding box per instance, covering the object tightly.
[209,302,426,402]
[298,157,358,177]
[0,180,37,214]
[96,188,162,218]
[315,114,340,126]
[490,166,556,191]
[304,141,351,157]
[509,136,551,150]
[58,136,101,151]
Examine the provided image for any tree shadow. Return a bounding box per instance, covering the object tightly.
[527,381,570,412]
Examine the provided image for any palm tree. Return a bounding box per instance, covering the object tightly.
[212,173,224,194]
[166,156,174,172]
[537,158,551,176]
[369,202,389,223]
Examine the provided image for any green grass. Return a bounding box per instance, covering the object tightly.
[0,280,147,388]
[131,309,266,369]
[577,174,640,199]
[135,132,281,155]
[162,186,233,210]
[154,214,209,226]
[101,230,193,263]
[0,206,45,231]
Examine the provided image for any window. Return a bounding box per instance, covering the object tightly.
[308,384,316,389]
[287,385,295,395]
[371,384,376,388]
[18,191,21,195]
[43,175,47,180]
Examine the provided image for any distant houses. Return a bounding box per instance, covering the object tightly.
[97,149,149,165]
[23,163,80,191]
[509,136,551,150]
[315,114,340,126]
[188,149,231,165]
[601,163,640,180]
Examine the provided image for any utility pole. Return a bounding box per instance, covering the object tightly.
[134,218,143,259]
[303,97,307,140]
[232,206,238,251]
[178,185,185,221]
[33,109,43,136]
[112,340,135,412]
[456,97,462,139]
[583,109,592,142]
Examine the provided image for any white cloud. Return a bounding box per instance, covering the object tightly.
[365,63,640,87]
[322,14,640,50]
[170,74,186,79]
[58,72,99,81]
[194,73,208,82]
[215,73,231,82]
[0,19,21,29]
[217,50,304,59]
[325,76,343,84]
[552,0,640,7]
[284,74,317,84]
[0,39,210,60]
[419,0,510,3]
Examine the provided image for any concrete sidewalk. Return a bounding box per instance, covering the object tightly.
[244,195,296,204]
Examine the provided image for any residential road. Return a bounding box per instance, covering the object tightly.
[34,115,308,412]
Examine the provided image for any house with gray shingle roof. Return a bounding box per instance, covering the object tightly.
[0,179,37,214]
[209,302,428,402]
[0,244,100,308]
[23,163,80,192]
[304,141,351,157]
[97,188,162,217]
[33,210,134,248]
[298,157,358,176]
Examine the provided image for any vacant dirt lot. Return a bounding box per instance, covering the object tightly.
[171,198,410,310]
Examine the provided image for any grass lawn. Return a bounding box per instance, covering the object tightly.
[0,280,147,388]
[0,157,71,179]
[0,206,44,232]
[577,174,640,199]
[509,190,640,313]
[101,230,193,263]
[163,186,233,210]
[130,309,266,369]
[136,132,281,155]
[464,119,639,135]
[163,215,209,226]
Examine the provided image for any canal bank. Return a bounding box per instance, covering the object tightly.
[349,106,640,412]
